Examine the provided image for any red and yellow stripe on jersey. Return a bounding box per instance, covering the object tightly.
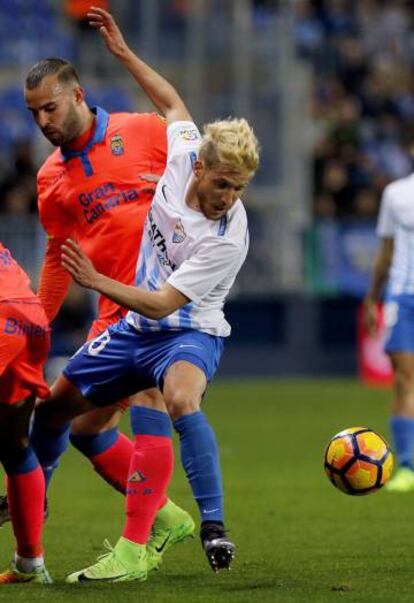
[37,107,167,325]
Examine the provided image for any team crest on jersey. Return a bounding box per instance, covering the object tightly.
[172,219,186,243]
[178,127,199,141]
[111,134,125,156]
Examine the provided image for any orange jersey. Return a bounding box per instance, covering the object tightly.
[38,108,167,321]
[0,242,37,302]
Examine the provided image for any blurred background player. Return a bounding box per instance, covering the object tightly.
[32,6,259,582]
[363,172,414,492]
[0,242,51,584]
[0,55,194,564]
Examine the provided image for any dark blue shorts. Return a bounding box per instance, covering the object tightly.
[63,319,224,406]
[384,294,414,354]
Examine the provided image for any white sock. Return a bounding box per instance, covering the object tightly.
[14,553,44,573]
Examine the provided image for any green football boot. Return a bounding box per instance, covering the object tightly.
[147,499,195,572]
[66,538,147,583]
[0,562,53,584]
[384,466,414,493]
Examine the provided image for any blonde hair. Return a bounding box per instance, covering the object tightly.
[199,118,260,180]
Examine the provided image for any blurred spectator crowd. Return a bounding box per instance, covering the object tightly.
[1,0,413,223]
[295,0,414,219]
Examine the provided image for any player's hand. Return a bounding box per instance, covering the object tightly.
[139,173,160,194]
[61,239,101,290]
[363,298,379,336]
[88,6,129,58]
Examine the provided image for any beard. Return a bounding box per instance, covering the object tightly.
[44,104,84,148]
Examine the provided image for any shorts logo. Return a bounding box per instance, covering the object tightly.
[87,330,111,356]
[178,127,199,141]
[111,134,125,156]
[4,317,48,337]
[172,219,186,244]
[128,470,147,483]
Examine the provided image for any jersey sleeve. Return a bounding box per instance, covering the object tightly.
[127,112,167,168]
[37,237,72,322]
[376,185,396,238]
[166,121,201,163]
[146,113,168,166]
[37,171,75,239]
[167,239,242,303]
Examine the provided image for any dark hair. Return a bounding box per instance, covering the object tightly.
[25,58,81,90]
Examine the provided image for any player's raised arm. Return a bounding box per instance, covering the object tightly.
[88,6,191,125]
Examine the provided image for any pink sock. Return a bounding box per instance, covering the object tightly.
[7,466,45,558]
[90,432,134,494]
[90,432,168,509]
[123,435,173,544]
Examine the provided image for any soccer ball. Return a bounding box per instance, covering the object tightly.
[324,427,394,495]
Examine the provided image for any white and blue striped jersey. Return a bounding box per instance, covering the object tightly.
[377,173,414,295]
[125,121,249,337]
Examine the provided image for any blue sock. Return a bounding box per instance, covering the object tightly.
[173,411,223,523]
[1,446,39,475]
[30,418,70,489]
[390,416,414,469]
[130,406,172,437]
[70,428,119,457]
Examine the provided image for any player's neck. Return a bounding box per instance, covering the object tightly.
[185,178,201,212]
[65,111,96,152]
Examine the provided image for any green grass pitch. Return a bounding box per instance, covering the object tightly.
[0,378,413,603]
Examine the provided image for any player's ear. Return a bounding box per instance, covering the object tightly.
[193,159,204,180]
[74,85,85,105]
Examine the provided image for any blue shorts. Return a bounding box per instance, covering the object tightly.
[384,294,414,354]
[63,319,224,407]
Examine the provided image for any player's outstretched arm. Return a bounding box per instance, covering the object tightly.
[88,6,191,125]
[61,239,188,320]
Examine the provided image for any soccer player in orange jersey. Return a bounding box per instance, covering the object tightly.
[0,57,194,567]
[0,242,52,584]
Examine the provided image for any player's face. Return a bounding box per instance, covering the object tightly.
[25,75,85,147]
[195,164,249,221]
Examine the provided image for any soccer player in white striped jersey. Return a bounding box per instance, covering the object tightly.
[33,6,260,582]
[364,173,414,492]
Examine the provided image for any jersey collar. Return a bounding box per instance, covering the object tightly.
[60,106,109,162]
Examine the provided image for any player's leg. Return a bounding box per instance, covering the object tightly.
[67,319,138,493]
[385,351,414,491]
[69,388,164,494]
[0,373,97,527]
[65,324,191,583]
[67,402,176,583]
[69,388,194,572]
[163,359,235,571]
[67,398,178,583]
[29,372,96,483]
[0,396,52,584]
[383,297,414,491]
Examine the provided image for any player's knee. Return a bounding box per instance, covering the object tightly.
[34,405,70,431]
[131,388,165,410]
[70,409,118,435]
[395,366,414,395]
[0,434,28,465]
[164,391,200,421]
